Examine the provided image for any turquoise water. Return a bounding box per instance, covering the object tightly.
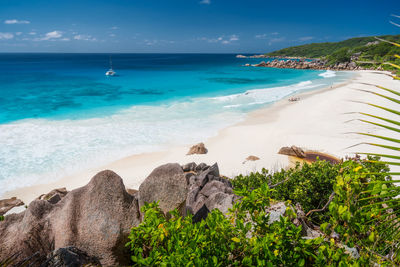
[0,54,352,194]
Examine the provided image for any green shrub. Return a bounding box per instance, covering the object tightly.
[127,184,360,266]
[231,157,389,224]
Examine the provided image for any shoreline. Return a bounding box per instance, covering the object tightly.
[3,70,399,206]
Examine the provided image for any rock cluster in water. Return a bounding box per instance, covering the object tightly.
[253,59,365,71]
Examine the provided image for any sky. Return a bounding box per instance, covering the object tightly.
[0,0,399,53]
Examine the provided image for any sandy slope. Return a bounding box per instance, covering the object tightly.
[3,70,400,205]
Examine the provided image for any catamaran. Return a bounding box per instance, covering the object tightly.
[105,56,116,76]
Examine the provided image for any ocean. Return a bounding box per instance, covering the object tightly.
[0,53,353,195]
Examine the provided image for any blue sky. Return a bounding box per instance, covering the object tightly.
[0,0,399,53]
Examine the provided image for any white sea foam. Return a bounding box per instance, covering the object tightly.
[0,104,244,195]
[218,80,319,108]
[318,70,336,78]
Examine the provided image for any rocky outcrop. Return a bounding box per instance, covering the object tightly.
[139,163,188,214]
[0,170,140,266]
[0,162,242,265]
[37,188,68,205]
[185,163,237,216]
[278,145,306,158]
[0,197,24,216]
[187,142,208,155]
[253,58,366,71]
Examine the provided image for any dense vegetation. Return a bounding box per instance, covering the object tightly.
[266,35,400,58]
[266,35,400,69]
[126,157,399,266]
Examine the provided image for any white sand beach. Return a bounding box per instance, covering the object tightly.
[3,70,400,205]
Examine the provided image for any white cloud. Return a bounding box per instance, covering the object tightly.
[74,34,97,41]
[298,36,314,42]
[199,0,211,4]
[110,26,119,30]
[143,39,175,46]
[46,31,62,39]
[109,33,116,37]
[255,32,280,39]
[4,19,30,24]
[15,32,22,36]
[28,32,36,35]
[61,38,70,41]
[0,32,14,40]
[200,34,239,45]
[33,31,63,41]
[229,34,239,41]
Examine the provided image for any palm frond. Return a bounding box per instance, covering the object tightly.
[352,34,400,263]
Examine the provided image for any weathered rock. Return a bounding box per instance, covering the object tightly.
[205,192,234,214]
[278,145,306,158]
[200,180,230,197]
[37,188,68,202]
[266,202,287,224]
[195,162,209,172]
[43,246,101,267]
[343,245,360,259]
[187,143,208,155]
[184,163,236,216]
[0,197,24,216]
[0,170,140,266]
[182,162,197,172]
[246,155,260,161]
[126,188,138,196]
[139,163,188,214]
[348,62,357,69]
[47,194,62,205]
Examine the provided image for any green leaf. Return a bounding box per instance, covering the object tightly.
[231,237,240,243]
[369,232,375,242]
[297,258,305,266]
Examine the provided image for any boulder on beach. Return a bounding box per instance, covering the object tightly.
[278,145,306,158]
[139,163,188,214]
[0,170,140,266]
[0,197,24,216]
[246,155,260,161]
[187,142,208,155]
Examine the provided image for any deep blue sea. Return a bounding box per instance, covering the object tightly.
[0,53,353,194]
